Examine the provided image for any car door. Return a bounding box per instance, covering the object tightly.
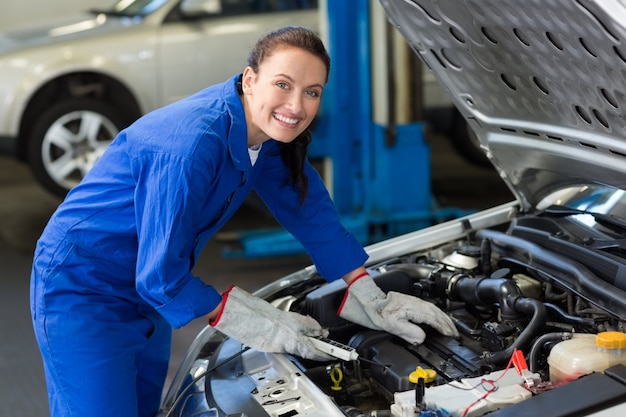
[156,0,319,106]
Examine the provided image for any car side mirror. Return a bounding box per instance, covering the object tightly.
[180,0,221,17]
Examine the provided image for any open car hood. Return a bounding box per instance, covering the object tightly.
[380,0,626,211]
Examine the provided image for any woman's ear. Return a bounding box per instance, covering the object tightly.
[241,66,255,95]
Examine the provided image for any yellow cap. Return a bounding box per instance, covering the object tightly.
[330,367,343,391]
[409,366,437,384]
[596,332,626,349]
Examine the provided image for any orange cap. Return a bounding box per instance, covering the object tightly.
[596,332,626,349]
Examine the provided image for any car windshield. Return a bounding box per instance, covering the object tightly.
[90,0,170,17]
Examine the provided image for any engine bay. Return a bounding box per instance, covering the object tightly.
[163,206,626,417]
[265,209,626,416]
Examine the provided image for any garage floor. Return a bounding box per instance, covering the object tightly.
[0,133,511,416]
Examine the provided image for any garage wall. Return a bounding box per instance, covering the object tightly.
[1,0,101,30]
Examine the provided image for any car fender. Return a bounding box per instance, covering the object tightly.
[0,27,160,139]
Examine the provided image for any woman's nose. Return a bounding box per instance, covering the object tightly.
[286,92,303,114]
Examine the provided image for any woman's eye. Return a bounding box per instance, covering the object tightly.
[305,90,320,98]
[276,82,288,89]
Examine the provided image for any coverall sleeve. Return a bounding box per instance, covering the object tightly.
[131,152,222,328]
[254,157,368,281]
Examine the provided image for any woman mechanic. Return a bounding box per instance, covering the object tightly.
[30,26,458,417]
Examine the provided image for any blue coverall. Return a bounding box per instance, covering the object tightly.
[30,74,368,417]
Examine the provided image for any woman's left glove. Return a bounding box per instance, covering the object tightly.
[338,274,459,344]
[210,286,332,361]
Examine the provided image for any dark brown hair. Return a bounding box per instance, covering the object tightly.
[248,26,330,204]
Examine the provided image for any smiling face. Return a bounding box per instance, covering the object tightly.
[241,46,327,147]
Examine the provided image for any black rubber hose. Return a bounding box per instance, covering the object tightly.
[451,316,482,337]
[475,229,626,321]
[451,276,524,319]
[480,238,492,277]
[528,332,573,373]
[544,303,596,328]
[449,275,547,366]
[485,297,547,365]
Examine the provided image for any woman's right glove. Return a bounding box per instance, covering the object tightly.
[210,286,332,361]
[338,274,459,344]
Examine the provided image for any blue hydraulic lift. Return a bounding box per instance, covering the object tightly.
[222,0,470,258]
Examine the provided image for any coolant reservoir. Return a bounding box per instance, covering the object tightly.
[548,332,626,384]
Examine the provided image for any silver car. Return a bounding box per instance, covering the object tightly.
[0,0,318,196]
[161,1,626,416]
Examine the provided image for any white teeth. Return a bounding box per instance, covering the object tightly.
[274,113,298,125]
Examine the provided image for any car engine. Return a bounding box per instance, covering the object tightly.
[162,205,626,417]
[280,209,626,416]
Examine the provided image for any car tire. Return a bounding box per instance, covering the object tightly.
[27,98,125,197]
[449,110,491,167]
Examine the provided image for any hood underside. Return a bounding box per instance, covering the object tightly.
[380,0,626,210]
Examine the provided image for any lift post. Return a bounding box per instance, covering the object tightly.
[222,0,469,258]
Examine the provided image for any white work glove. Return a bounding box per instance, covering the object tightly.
[210,286,332,361]
[338,274,459,344]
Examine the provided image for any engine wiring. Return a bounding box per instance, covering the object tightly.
[456,350,517,417]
